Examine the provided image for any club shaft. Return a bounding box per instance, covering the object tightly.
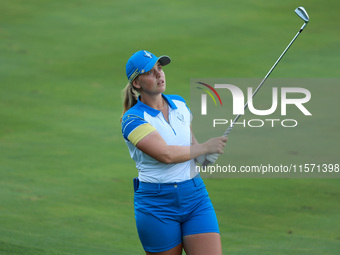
[202,22,307,167]
[225,24,304,136]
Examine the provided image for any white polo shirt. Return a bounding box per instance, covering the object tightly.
[121,94,196,183]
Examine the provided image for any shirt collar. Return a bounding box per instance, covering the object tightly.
[136,94,178,117]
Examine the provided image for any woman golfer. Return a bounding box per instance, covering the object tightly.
[121,50,227,255]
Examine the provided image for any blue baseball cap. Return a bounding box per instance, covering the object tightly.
[126,50,171,82]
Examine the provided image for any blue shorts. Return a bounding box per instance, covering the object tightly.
[134,177,219,253]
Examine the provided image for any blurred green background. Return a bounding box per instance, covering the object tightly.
[0,0,339,254]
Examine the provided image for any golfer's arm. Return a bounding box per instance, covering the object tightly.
[191,131,199,146]
[136,130,207,164]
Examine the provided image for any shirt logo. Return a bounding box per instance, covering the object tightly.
[177,112,184,123]
[144,51,153,58]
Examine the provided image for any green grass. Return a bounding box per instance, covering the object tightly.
[0,0,339,254]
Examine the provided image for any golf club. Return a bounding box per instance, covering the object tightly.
[202,7,310,167]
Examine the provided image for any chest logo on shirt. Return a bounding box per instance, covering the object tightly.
[177,112,184,123]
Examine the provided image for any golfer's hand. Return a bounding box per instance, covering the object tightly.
[204,136,228,154]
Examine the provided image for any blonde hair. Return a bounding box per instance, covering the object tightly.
[120,82,139,122]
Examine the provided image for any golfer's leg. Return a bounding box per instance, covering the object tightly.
[183,233,222,255]
[145,243,183,255]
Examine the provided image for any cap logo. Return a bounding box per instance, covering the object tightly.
[143,51,153,58]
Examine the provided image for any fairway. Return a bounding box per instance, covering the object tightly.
[0,0,339,254]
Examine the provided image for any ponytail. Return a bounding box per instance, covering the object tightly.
[120,82,139,122]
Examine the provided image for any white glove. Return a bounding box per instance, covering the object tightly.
[195,152,219,166]
[195,154,206,165]
[205,153,219,165]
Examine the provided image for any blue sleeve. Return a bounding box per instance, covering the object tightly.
[121,114,146,140]
[121,114,156,145]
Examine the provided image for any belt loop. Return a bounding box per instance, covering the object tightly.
[158,183,161,193]
[133,177,139,192]
[192,178,197,187]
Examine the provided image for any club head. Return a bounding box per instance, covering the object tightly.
[295,7,309,23]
